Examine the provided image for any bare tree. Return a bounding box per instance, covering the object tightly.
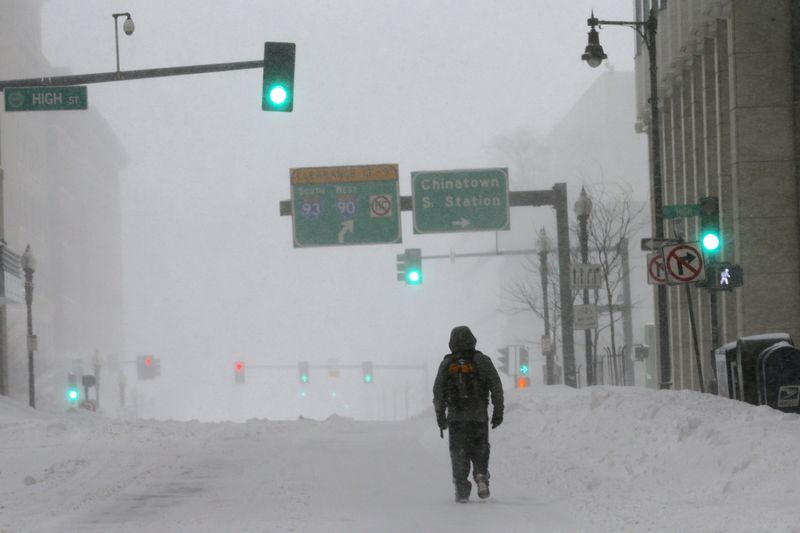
[503,182,645,386]
[584,183,646,384]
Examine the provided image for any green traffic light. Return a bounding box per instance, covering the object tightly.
[268,85,288,105]
[364,375,373,383]
[67,388,79,401]
[406,269,421,285]
[702,232,720,252]
[300,375,309,383]
[519,365,529,375]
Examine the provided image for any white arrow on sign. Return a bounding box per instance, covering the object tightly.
[451,217,470,229]
[338,220,354,243]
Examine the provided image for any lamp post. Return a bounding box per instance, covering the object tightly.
[21,244,35,408]
[574,187,594,386]
[537,228,553,385]
[582,9,671,389]
[112,12,135,75]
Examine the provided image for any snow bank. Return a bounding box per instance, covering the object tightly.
[495,386,800,532]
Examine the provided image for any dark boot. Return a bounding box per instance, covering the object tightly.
[454,480,471,503]
[475,473,490,499]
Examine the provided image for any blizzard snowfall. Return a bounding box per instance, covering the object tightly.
[2,386,799,533]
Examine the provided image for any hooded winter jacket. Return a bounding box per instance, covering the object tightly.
[432,326,504,423]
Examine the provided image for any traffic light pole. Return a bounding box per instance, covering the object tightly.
[0,60,264,91]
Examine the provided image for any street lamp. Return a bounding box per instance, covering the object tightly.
[536,227,553,385]
[21,244,36,408]
[573,186,594,387]
[581,9,671,389]
[112,12,135,74]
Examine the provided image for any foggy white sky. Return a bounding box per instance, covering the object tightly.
[31,0,641,420]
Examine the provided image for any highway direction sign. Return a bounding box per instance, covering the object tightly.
[290,164,401,248]
[662,242,706,284]
[411,168,509,234]
[4,86,87,111]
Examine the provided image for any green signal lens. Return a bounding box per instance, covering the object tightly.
[268,86,288,105]
[364,375,373,383]
[406,270,421,284]
[300,375,308,383]
[702,233,720,252]
[520,365,529,375]
[67,389,79,401]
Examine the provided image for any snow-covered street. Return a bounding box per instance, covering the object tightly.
[3,386,799,533]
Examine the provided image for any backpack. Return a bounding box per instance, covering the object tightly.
[445,352,482,407]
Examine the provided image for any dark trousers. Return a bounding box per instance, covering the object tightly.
[448,420,490,489]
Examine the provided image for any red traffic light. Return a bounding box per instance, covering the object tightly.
[144,355,153,366]
[235,361,244,372]
[516,376,530,389]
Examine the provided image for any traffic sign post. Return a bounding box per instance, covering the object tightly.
[573,304,598,330]
[662,242,706,285]
[571,263,602,289]
[640,237,677,251]
[662,204,701,219]
[4,86,87,111]
[646,252,667,285]
[411,168,509,234]
[290,164,401,248]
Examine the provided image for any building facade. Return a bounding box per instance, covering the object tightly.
[0,2,126,408]
[633,0,800,390]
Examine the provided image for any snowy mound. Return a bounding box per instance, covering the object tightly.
[495,386,800,532]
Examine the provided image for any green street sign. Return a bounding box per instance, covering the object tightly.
[663,203,701,219]
[290,164,401,248]
[411,168,509,234]
[4,86,88,111]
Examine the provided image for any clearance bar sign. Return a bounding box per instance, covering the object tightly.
[411,168,509,234]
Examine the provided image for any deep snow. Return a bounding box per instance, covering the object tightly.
[2,386,799,532]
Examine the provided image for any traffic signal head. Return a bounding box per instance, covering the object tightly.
[262,42,295,112]
[137,355,159,380]
[362,361,374,384]
[518,347,530,376]
[298,361,309,384]
[699,196,720,255]
[67,373,79,403]
[404,248,422,285]
[234,361,245,385]
[497,347,510,375]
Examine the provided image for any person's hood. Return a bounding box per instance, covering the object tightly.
[449,326,477,353]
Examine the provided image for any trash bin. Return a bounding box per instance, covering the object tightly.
[755,341,800,413]
[734,333,793,406]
